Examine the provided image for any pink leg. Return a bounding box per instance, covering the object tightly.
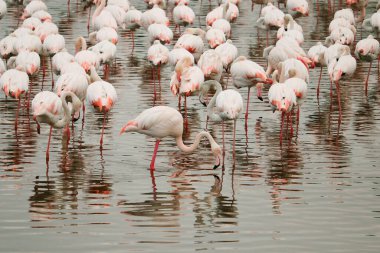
[152,67,156,100]
[178,96,181,110]
[335,81,342,124]
[290,110,294,138]
[87,5,91,31]
[365,61,372,95]
[100,111,106,147]
[42,57,46,90]
[266,30,269,47]
[150,139,160,170]
[50,57,54,90]
[15,98,21,132]
[297,105,300,135]
[82,103,85,126]
[184,96,188,130]
[245,87,251,130]
[46,126,53,164]
[233,119,236,159]
[280,111,285,146]
[222,121,225,156]
[317,66,323,99]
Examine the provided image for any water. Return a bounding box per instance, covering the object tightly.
[1,0,380,252]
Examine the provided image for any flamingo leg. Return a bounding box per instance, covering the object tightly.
[15,97,21,132]
[233,119,236,159]
[46,126,53,164]
[245,87,251,130]
[280,111,285,146]
[297,105,300,136]
[42,57,46,90]
[335,81,342,124]
[131,31,135,54]
[184,96,188,130]
[290,110,294,139]
[50,56,54,90]
[152,67,156,100]
[251,0,254,12]
[100,111,106,147]
[365,61,372,94]
[87,5,91,32]
[150,139,160,170]
[82,103,85,127]
[266,30,269,47]
[317,66,322,99]
[222,121,225,156]
[329,79,333,100]
[27,80,32,110]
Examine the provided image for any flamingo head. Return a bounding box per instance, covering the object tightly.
[211,142,222,170]
[9,89,23,99]
[27,64,38,76]
[120,121,138,135]
[332,69,343,82]
[111,38,118,45]
[280,99,292,112]
[292,6,309,16]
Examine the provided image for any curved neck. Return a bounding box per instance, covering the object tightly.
[204,81,223,122]
[53,93,73,128]
[175,131,217,153]
[92,0,106,25]
[75,37,87,53]
[90,66,102,82]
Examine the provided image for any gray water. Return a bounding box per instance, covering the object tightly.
[0,0,380,252]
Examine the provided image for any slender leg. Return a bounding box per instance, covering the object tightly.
[222,121,225,156]
[329,79,333,100]
[27,80,32,110]
[82,103,85,126]
[266,30,269,47]
[15,98,21,132]
[335,81,342,124]
[365,61,372,95]
[184,96,188,129]
[131,31,135,54]
[297,105,300,136]
[280,112,285,146]
[245,87,251,131]
[317,66,322,99]
[290,110,294,139]
[50,57,54,90]
[251,0,254,11]
[233,119,236,159]
[42,57,46,90]
[150,139,160,170]
[152,67,156,100]
[87,5,91,32]
[100,111,106,147]
[178,96,181,110]
[46,126,53,164]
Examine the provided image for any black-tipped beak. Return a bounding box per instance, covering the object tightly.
[258,96,263,101]
[199,95,207,107]
[213,162,220,170]
[272,109,276,113]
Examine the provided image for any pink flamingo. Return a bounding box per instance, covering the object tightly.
[89,27,119,45]
[230,56,272,124]
[355,35,380,93]
[147,23,173,45]
[0,69,29,131]
[147,40,169,98]
[92,0,118,31]
[199,80,243,157]
[124,7,142,53]
[74,36,100,73]
[21,0,48,20]
[307,42,327,99]
[287,0,309,16]
[198,49,223,82]
[206,27,226,49]
[32,91,81,163]
[173,2,195,33]
[268,82,297,145]
[140,5,169,30]
[284,76,307,132]
[87,66,118,147]
[174,28,205,62]
[120,106,222,170]
[43,33,66,89]
[168,48,194,67]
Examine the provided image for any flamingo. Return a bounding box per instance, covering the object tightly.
[52,51,75,75]
[92,0,118,31]
[206,2,229,26]
[32,91,81,163]
[198,49,223,82]
[230,56,272,125]
[32,10,52,22]
[168,48,194,67]
[199,80,243,156]
[140,5,169,30]
[21,0,48,20]
[174,28,205,62]
[173,3,195,33]
[362,9,380,34]
[212,18,231,39]
[14,34,42,54]
[15,51,40,76]
[334,8,355,25]
[328,54,357,122]
[275,58,309,83]
[277,15,304,45]
[105,3,127,28]
[43,33,66,88]
[0,59,5,76]
[147,23,173,45]
[119,106,222,170]
[325,26,355,46]
[88,40,117,77]
[22,17,41,31]
[346,0,368,22]
[307,42,327,98]
[328,18,356,35]
[124,6,142,52]
[206,27,226,50]
[87,66,117,147]
[89,27,119,45]
[268,82,297,145]
[35,21,59,42]
[214,39,238,73]
[74,36,100,73]
[147,40,169,98]
[286,0,309,17]
[284,76,307,131]
[145,0,166,8]
[354,35,380,93]
[0,35,17,59]
[168,0,189,6]
[0,69,29,131]
[256,4,284,46]
[250,0,271,12]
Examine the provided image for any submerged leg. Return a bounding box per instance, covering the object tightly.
[46,126,53,164]
[150,139,161,170]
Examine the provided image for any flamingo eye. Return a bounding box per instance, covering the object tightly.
[336,58,339,62]
[342,72,346,76]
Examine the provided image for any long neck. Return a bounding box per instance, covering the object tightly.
[175,131,217,153]
[53,93,73,128]
[92,0,106,25]
[205,81,223,122]
[75,37,87,53]
[90,67,102,82]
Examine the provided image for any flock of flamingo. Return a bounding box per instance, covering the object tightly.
[0,0,379,171]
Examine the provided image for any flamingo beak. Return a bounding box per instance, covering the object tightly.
[255,72,267,82]
[120,121,138,135]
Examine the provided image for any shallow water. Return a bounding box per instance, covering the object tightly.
[1,0,380,252]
